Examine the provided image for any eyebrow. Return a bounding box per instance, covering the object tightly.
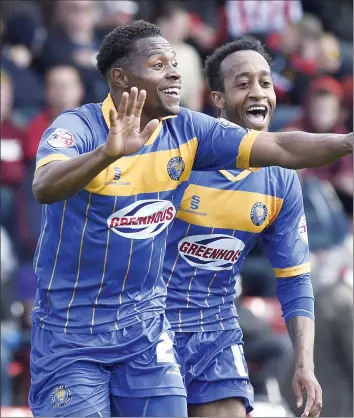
[234,70,271,78]
[147,49,176,58]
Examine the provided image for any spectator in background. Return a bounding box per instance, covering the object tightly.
[35,0,108,103]
[288,76,346,134]
[286,76,353,217]
[312,274,353,417]
[182,0,220,58]
[1,0,46,56]
[225,0,303,40]
[316,33,343,76]
[1,18,45,119]
[25,65,84,162]
[1,226,20,407]
[302,0,353,43]
[267,14,323,107]
[297,14,324,65]
[0,71,26,188]
[156,1,204,111]
[94,0,139,41]
[1,69,37,265]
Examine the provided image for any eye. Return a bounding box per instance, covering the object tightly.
[172,61,178,68]
[261,81,272,88]
[153,62,163,69]
[238,81,249,88]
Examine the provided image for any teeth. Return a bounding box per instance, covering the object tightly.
[247,106,266,112]
[162,88,179,95]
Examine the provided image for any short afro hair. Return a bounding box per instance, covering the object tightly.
[96,20,162,80]
[204,36,272,92]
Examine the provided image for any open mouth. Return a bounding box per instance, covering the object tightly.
[160,87,180,101]
[245,105,268,125]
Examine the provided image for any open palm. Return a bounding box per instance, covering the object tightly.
[104,87,159,159]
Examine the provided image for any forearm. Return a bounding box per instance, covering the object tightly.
[286,316,315,370]
[277,274,315,369]
[251,131,353,169]
[33,145,116,203]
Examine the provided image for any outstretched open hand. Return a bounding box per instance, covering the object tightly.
[103,87,159,160]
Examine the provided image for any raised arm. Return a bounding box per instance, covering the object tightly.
[33,88,158,204]
[250,131,353,169]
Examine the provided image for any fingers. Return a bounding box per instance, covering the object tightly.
[140,119,159,144]
[303,384,316,417]
[109,108,117,128]
[293,379,303,409]
[116,87,146,119]
[117,92,129,120]
[306,384,322,417]
[126,87,138,116]
[134,89,147,118]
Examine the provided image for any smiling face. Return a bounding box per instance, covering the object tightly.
[114,36,182,119]
[213,50,276,131]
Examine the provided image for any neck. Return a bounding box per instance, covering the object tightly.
[111,91,154,133]
[220,109,239,125]
[220,109,229,120]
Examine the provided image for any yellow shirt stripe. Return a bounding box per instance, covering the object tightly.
[274,262,311,278]
[236,130,261,170]
[219,169,257,182]
[85,138,198,196]
[177,184,283,233]
[36,153,70,170]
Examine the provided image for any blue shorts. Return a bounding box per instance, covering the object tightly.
[29,314,186,417]
[174,328,254,413]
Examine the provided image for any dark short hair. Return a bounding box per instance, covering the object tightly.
[96,20,161,80]
[204,36,272,92]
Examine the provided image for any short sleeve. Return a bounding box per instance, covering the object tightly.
[36,111,92,170]
[262,171,311,278]
[190,112,261,171]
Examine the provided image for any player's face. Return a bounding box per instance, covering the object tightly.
[214,50,276,131]
[125,36,182,118]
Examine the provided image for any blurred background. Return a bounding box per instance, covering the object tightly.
[0,0,352,416]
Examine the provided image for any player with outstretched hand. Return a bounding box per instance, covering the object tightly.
[30,21,351,417]
[163,38,323,418]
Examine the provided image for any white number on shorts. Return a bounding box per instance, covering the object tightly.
[231,344,248,377]
[156,332,175,363]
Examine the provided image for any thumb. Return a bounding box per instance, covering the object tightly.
[293,379,303,408]
[140,119,159,143]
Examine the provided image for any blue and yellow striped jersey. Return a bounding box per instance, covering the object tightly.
[163,167,311,332]
[32,95,260,334]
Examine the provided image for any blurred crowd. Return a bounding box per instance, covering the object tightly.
[1,0,353,416]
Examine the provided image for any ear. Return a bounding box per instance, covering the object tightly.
[111,67,129,89]
[211,91,225,110]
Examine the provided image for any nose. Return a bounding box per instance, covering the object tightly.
[249,82,266,100]
[166,65,181,81]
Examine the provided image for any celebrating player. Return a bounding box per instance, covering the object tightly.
[164,37,323,417]
[30,20,350,417]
